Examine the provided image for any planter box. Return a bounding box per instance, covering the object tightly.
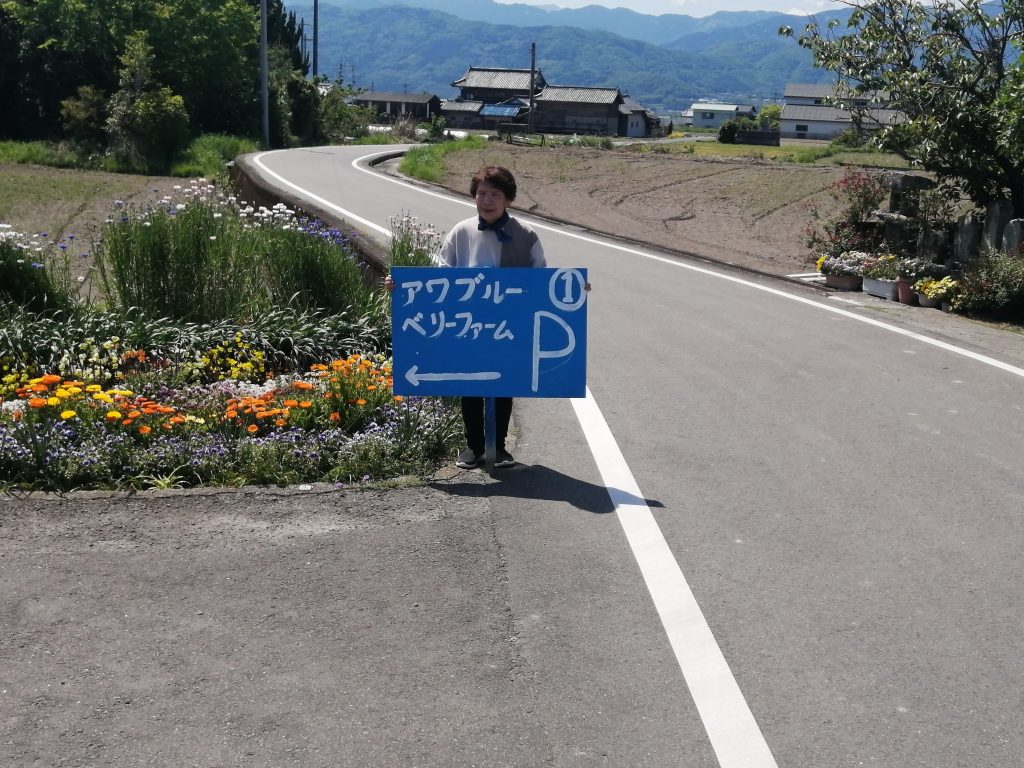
[863,276,898,300]
[917,292,941,308]
[824,273,863,291]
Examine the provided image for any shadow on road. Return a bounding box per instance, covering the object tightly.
[432,464,664,514]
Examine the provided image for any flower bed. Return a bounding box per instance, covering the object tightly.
[1,185,461,491]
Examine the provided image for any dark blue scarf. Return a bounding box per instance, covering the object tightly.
[477,212,512,243]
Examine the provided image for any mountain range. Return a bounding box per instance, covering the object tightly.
[286,0,848,111]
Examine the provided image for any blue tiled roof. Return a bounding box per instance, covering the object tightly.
[480,104,523,118]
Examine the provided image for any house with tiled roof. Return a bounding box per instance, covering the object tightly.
[450,66,547,102]
[442,65,655,136]
[534,85,624,135]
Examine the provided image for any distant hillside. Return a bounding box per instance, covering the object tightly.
[316,0,810,46]
[289,2,840,110]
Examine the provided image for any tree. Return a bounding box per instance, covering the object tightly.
[781,0,1024,216]
[757,104,781,131]
[106,32,190,172]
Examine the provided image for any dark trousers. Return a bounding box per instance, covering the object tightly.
[461,396,512,453]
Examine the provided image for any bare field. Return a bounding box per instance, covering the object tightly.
[434,144,851,276]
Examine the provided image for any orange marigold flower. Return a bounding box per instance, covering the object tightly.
[275,418,286,427]
[393,395,404,402]
[28,397,47,408]
[12,410,23,422]
[356,398,367,406]
[40,374,62,385]
[122,419,134,426]
[329,412,340,422]
[283,399,299,408]
[169,415,186,424]
[247,424,259,433]
[299,401,312,408]
[138,425,152,435]
[293,381,314,390]
[128,410,142,419]
[225,409,238,419]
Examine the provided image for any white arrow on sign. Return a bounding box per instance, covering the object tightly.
[404,365,502,387]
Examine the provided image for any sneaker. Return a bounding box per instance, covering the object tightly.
[456,448,481,469]
[494,448,516,468]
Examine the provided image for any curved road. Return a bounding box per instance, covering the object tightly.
[256,145,1024,767]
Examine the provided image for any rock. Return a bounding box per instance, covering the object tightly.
[1001,219,1023,257]
[917,227,952,262]
[953,211,982,267]
[981,200,1015,253]
[888,173,934,216]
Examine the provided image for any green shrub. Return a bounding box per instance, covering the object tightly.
[0,227,73,313]
[93,186,379,324]
[955,250,1024,321]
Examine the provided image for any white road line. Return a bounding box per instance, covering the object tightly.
[253,151,395,237]
[572,388,778,768]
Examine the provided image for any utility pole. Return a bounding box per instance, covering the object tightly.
[312,0,319,77]
[260,0,269,148]
[528,42,536,134]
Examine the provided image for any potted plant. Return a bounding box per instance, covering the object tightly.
[914,275,960,310]
[895,257,927,305]
[861,253,900,299]
[816,250,867,291]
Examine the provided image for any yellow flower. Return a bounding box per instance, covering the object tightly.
[85,384,102,393]
[46,397,60,406]
[60,410,77,419]
[106,410,122,421]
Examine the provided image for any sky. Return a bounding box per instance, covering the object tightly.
[494,0,846,18]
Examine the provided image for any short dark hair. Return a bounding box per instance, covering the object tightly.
[470,165,517,201]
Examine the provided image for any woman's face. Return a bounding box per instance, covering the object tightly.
[474,180,510,224]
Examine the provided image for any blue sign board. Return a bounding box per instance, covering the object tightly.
[391,266,588,397]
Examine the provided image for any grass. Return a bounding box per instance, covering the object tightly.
[399,135,490,182]
[0,134,259,179]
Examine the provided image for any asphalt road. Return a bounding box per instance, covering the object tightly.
[4,145,1024,768]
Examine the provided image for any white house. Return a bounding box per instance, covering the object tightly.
[688,102,756,129]
[780,83,901,140]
